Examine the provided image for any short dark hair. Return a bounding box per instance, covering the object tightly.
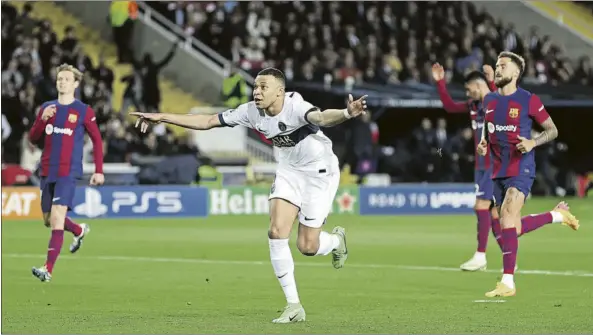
[498,51,525,76]
[257,67,286,86]
[464,71,487,84]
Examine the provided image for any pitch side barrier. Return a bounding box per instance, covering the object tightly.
[2,184,478,220]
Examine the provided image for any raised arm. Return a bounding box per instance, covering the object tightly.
[432,63,469,113]
[436,80,470,113]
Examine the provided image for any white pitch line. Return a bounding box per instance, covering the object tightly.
[4,253,593,278]
[473,300,506,303]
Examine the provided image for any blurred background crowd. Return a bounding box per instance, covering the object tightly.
[2,1,592,196]
[149,1,593,87]
[1,2,204,183]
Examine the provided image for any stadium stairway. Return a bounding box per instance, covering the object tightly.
[477,1,593,60]
[525,1,593,43]
[10,1,206,137]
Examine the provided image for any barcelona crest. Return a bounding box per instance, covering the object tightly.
[68,114,78,123]
[508,108,519,118]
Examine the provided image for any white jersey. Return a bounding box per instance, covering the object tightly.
[218,92,338,173]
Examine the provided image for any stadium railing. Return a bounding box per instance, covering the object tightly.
[137,1,255,86]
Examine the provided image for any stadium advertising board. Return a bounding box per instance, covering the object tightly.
[359,184,476,215]
[1,187,43,220]
[69,186,208,219]
[209,186,359,215]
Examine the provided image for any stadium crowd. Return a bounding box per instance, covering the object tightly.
[150,1,593,87]
[0,2,583,193]
[1,2,202,186]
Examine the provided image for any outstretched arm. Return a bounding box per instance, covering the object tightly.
[306,108,353,127]
[132,112,222,131]
[305,94,368,127]
[131,104,252,132]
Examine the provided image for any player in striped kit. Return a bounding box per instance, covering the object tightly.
[478,52,580,297]
[433,63,578,272]
[28,64,105,282]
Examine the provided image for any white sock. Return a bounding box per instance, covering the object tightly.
[501,273,515,289]
[269,238,300,304]
[550,211,564,223]
[473,251,487,262]
[315,231,340,256]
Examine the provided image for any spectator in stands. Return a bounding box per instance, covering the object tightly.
[110,0,138,63]
[221,63,248,109]
[131,41,179,112]
[574,56,593,86]
[152,1,592,88]
[1,2,118,169]
[120,67,144,114]
[93,54,115,91]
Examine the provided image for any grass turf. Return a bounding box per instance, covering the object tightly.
[2,198,592,333]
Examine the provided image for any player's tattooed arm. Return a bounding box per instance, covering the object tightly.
[533,117,558,146]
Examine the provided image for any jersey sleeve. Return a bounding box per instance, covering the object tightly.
[83,107,104,174]
[436,80,470,113]
[217,103,252,128]
[290,93,319,125]
[528,94,551,124]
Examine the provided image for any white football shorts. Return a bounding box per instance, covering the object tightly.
[269,164,340,228]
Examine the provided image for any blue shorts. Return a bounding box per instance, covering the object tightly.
[474,169,494,201]
[493,176,535,206]
[40,177,77,213]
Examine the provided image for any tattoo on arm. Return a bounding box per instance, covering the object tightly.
[533,118,558,146]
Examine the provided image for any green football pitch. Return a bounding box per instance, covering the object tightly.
[2,198,592,334]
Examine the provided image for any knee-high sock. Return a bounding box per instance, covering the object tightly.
[476,210,491,253]
[315,231,340,256]
[269,238,300,304]
[520,211,563,235]
[501,228,518,276]
[45,229,64,274]
[64,217,83,236]
[491,217,504,251]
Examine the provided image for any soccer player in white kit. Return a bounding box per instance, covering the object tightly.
[131,68,368,323]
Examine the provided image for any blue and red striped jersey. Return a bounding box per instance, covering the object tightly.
[468,100,491,171]
[436,79,496,171]
[483,88,550,178]
[29,99,104,181]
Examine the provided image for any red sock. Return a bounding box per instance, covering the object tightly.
[64,217,83,236]
[491,217,504,251]
[501,228,518,275]
[45,229,64,274]
[476,210,491,253]
[520,212,553,235]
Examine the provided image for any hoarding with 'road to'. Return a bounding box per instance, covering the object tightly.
[360,184,476,215]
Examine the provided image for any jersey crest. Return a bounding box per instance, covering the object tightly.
[508,108,519,118]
